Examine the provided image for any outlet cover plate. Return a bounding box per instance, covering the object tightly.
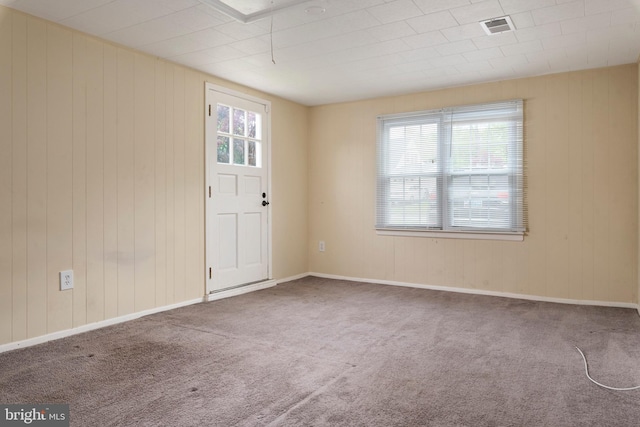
[60,270,74,291]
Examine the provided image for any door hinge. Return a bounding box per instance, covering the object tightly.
[209,267,212,279]
[208,104,212,116]
[209,186,211,197]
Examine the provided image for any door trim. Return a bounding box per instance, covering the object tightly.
[204,83,273,294]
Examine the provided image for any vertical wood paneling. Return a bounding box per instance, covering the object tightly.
[184,71,202,298]
[165,64,176,304]
[608,66,637,302]
[581,71,595,300]
[46,25,73,333]
[173,66,186,303]
[307,105,336,275]
[404,239,418,284]
[116,48,135,316]
[545,74,570,298]
[274,98,310,278]
[26,16,48,339]
[154,60,167,308]
[442,239,456,287]
[476,241,496,291]
[462,241,475,289]
[11,11,27,342]
[71,33,87,328]
[103,44,118,319]
[523,76,547,298]
[592,69,610,301]
[502,241,524,294]
[341,108,365,279]
[0,8,13,344]
[414,238,428,284]
[427,239,447,286]
[568,72,584,300]
[393,238,409,283]
[86,37,105,323]
[335,105,359,277]
[453,240,465,286]
[133,53,156,312]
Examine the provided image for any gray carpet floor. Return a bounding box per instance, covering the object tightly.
[1,276,640,426]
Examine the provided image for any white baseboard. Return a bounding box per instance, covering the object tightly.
[0,297,206,354]
[276,272,310,283]
[2,271,636,354]
[0,274,310,354]
[309,272,640,310]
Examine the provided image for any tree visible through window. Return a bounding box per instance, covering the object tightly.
[376,100,525,234]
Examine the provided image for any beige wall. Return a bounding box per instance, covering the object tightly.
[0,6,308,346]
[309,65,639,304]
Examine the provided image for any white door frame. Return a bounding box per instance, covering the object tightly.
[204,82,273,294]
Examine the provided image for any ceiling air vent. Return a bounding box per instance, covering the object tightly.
[480,15,515,35]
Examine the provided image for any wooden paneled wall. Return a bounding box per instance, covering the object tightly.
[309,65,639,304]
[0,7,310,346]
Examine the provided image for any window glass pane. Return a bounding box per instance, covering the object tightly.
[451,121,511,172]
[388,123,438,175]
[248,141,256,166]
[388,177,405,225]
[217,105,230,133]
[421,177,439,226]
[217,136,230,164]
[233,139,245,165]
[449,174,510,229]
[233,109,246,136]
[248,111,261,139]
[387,176,438,227]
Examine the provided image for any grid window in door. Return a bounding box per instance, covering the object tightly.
[217,104,263,167]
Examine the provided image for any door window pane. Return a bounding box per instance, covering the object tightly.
[248,141,256,166]
[217,105,230,133]
[217,136,230,164]
[233,109,246,136]
[233,139,245,165]
[247,111,262,139]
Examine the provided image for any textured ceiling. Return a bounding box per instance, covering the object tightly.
[2,0,640,106]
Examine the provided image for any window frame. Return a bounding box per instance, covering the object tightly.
[376,99,525,241]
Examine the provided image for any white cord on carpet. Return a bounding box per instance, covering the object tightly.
[575,346,640,391]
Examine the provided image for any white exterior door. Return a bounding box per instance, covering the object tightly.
[206,85,271,293]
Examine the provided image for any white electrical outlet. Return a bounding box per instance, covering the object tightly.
[60,270,73,291]
[319,241,325,252]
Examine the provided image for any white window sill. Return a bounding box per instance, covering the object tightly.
[376,228,524,241]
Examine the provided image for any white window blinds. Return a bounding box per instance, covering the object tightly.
[376,99,525,234]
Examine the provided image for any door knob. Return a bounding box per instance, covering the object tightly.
[262,200,270,206]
